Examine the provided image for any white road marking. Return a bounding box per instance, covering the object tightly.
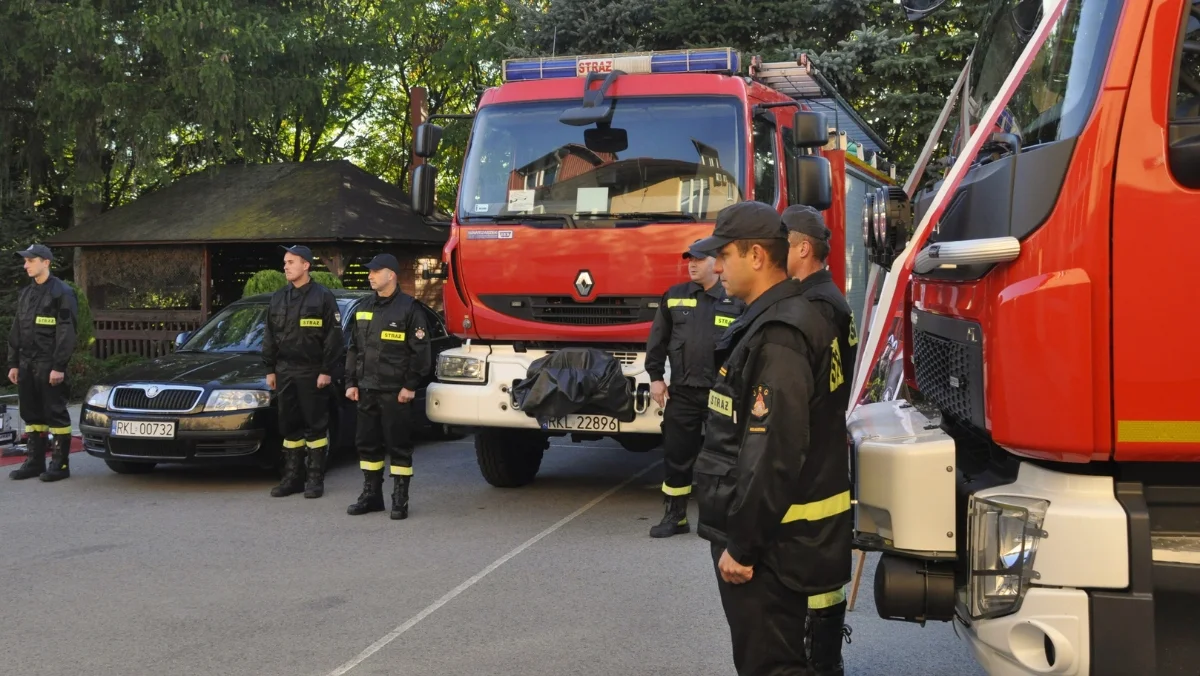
[322,459,662,676]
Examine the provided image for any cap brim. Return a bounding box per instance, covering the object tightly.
[690,235,734,256]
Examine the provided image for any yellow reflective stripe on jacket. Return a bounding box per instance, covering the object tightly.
[381,331,406,342]
[667,298,698,308]
[356,311,373,321]
[390,465,413,476]
[282,438,306,449]
[808,587,847,610]
[781,490,851,524]
[35,316,56,326]
[306,437,328,449]
[360,460,385,471]
[661,483,692,497]
[26,424,49,432]
[714,315,735,328]
[708,390,733,417]
[299,318,323,328]
[48,426,72,435]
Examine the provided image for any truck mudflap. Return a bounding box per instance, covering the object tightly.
[511,348,635,425]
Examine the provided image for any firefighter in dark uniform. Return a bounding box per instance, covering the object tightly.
[344,253,432,520]
[690,202,853,676]
[783,204,857,675]
[644,240,743,538]
[262,245,343,500]
[7,244,77,482]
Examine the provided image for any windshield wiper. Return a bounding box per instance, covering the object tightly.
[581,212,698,223]
[462,214,576,229]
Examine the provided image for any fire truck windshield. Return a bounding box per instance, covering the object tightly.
[458,96,746,225]
[961,0,1121,150]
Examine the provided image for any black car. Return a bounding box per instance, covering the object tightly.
[81,290,458,474]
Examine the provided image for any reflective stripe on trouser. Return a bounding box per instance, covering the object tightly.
[355,389,415,473]
[17,364,70,435]
[276,370,331,449]
[661,386,707,494]
[48,426,71,435]
[808,587,846,610]
[390,465,413,476]
[781,490,851,524]
[360,460,385,471]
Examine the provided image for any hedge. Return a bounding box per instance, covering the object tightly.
[243,269,344,298]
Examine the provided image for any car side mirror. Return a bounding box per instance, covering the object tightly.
[792,111,828,149]
[411,164,438,217]
[792,155,832,211]
[414,123,443,158]
[175,331,191,348]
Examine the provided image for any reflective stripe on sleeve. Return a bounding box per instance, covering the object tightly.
[781,490,851,524]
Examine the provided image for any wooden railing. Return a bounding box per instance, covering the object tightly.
[92,310,205,360]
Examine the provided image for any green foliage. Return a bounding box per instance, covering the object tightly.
[65,281,94,352]
[311,271,344,290]
[243,270,288,298]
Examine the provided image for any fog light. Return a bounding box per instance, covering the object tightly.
[966,495,1050,619]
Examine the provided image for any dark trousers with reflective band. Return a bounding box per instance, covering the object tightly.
[711,543,810,676]
[18,362,71,436]
[276,369,330,450]
[661,385,707,496]
[355,390,414,476]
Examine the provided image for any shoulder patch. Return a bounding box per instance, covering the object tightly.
[415,327,426,340]
[750,384,770,418]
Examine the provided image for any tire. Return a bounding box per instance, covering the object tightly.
[617,433,663,453]
[104,459,157,474]
[474,429,547,487]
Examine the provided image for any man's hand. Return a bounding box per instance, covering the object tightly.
[718,550,754,585]
[398,388,416,404]
[316,374,331,389]
[49,370,64,386]
[650,380,669,408]
[346,386,359,402]
[7,368,17,385]
[266,373,276,390]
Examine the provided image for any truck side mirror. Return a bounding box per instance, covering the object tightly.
[411,164,438,217]
[901,0,947,20]
[414,123,444,158]
[792,155,832,211]
[792,111,828,148]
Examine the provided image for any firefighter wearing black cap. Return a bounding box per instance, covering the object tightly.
[344,253,432,519]
[7,244,77,482]
[262,245,343,499]
[644,240,743,538]
[690,202,853,676]
[783,204,857,675]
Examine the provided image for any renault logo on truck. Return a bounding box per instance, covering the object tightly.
[575,270,594,297]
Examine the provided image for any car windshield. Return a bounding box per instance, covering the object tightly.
[180,304,269,354]
[960,0,1120,149]
[458,96,746,225]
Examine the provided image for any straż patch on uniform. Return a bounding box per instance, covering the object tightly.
[750,384,770,418]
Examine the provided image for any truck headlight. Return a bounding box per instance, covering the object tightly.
[86,385,112,408]
[965,495,1050,620]
[436,354,486,383]
[205,389,271,412]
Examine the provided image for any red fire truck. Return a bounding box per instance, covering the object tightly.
[410,49,890,488]
[848,0,1200,674]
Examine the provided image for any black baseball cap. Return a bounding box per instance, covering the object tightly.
[681,238,711,260]
[280,245,314,263]
[15,244,53,262]
[691,202,788,256]
[365,253,401,274]
[781,205,831,242]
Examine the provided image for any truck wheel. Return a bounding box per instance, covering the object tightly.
[104,459,156,474]
[474,429,547,487]
[617,434,662,453]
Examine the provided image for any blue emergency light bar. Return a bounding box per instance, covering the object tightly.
[502,48,742,83]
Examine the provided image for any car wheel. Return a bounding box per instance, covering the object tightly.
[104,459,157,474]
[617,433,662,453]
[474,429,547,488]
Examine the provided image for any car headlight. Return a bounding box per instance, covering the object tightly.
[86,385,112,408]
[436,354,486,383]
[204,389,271,412]
[965,495,1050,620]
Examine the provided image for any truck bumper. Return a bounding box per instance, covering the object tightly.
[956,588,1092,676]
[426,345,666,434]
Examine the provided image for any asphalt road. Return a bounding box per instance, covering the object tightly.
[1,438,985,676]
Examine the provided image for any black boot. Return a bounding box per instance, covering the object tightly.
[9,433,46,480]
[649,494,690,538]
[807,600,851,676]
[270,448,305,497]
[347,470,385,515]
[390,475,410,520]
[304,446,326,499]
[39,433,72,482]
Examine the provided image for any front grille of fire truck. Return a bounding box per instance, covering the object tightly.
[911,310,986,430]
[480,295,659,326]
